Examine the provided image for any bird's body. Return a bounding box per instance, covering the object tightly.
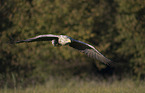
[16,34,113,65]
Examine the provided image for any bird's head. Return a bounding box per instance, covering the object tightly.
[58,35,72,45]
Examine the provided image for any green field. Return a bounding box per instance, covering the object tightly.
[1,78,145,93]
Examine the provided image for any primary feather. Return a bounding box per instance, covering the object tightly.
[69,39,112,65]
[16,35,59,43]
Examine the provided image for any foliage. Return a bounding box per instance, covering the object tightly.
[0,0,145,86]
[1,78,145,93]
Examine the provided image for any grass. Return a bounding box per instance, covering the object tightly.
[1,78,145,93]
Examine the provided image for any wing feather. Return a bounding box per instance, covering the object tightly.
[16,34,59,43]
[69,39,112,65]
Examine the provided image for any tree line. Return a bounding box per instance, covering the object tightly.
[0,0,145,87]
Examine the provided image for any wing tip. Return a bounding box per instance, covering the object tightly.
[105,60,116,67]
[15,40,27,43]
[15,40,23,43]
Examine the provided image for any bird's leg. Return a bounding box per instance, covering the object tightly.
[51,40,59,46]
[52,40,56,46]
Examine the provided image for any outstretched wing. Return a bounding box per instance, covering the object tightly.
[69,39,112,65]
[16,34,59,43]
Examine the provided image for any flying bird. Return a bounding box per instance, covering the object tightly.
[16,34,113,65]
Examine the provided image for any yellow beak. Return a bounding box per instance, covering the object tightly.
[67,39,71,43]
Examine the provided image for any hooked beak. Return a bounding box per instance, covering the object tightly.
[67,39,71,43]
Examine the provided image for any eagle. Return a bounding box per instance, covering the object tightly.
[16,34,113,65]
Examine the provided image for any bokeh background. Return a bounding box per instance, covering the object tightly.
[0,0,145,88]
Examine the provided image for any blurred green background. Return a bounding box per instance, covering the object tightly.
[0,0,145,88]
